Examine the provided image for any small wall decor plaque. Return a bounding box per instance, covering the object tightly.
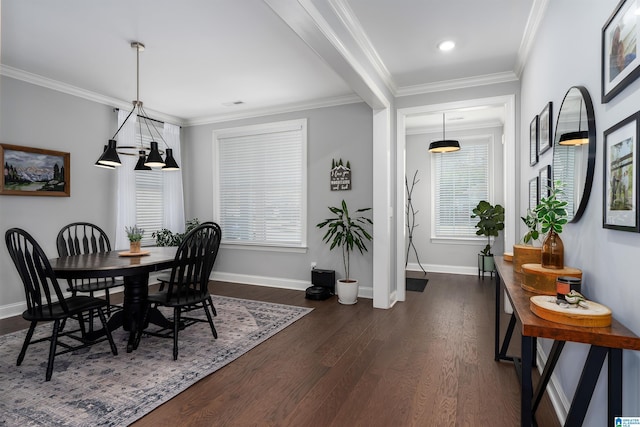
[1,143,70,197]
[330,158,351,191]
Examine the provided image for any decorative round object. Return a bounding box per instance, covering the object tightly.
[541,230,564,269]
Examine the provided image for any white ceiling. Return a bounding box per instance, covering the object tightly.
[0,0,539,128]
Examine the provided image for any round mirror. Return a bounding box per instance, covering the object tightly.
[552,86,596,222]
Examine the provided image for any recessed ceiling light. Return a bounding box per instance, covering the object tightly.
[438,40,456,52]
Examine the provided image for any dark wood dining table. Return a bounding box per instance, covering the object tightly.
[50,246,177,353]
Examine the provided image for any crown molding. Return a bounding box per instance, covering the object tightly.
[0,64,186,126]
[396,71,519,97]
[515,0,549,77]
[184,94,363,126]
[329,0,397,95]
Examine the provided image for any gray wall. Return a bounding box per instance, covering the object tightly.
[0,76,118,312]
[520,0,640,424]
[0,75,375,312]
[182,102,374,292]
[405,125,505,272]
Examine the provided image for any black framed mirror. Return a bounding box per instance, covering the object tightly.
[552,86,596,222]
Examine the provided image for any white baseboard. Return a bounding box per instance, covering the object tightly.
[406,262,479,276]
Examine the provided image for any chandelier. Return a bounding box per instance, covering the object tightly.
[95,42,179,171]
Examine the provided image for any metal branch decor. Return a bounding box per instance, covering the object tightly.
[405,171,426,273]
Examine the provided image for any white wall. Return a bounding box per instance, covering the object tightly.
[0,76,118,313]
[182,102,375,295]
[405,125,505,273]
[520,0,640,424]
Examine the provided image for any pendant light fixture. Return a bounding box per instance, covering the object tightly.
[559,98,589,146]
[95,41,180,171]
[429,113,460,153]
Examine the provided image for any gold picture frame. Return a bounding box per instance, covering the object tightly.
[1,143,70,197]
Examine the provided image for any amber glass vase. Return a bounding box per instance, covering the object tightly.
[541,230,564,269]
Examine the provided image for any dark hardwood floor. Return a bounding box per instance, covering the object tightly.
[1,273,561,427]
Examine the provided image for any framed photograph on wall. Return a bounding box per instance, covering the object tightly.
[538,102,553,155]
[529,176,539,211]
[602,0,640,103]
[530,115,539,166]
[603,112,639,231]
[0,143,70,197]
[539,165,551,199]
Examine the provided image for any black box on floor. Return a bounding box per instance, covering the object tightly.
[305,269,335,300]
[311,269,335,294]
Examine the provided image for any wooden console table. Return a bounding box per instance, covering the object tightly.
[494,256,640,427]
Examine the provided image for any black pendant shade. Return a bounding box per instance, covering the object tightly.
[429,113,460,153]
[134,150,152,170]
[95,145,116,169]
[144,141,165,167]
[162,148,180,171]
[559,130,589,146]
[428,139,461,153]
[97,139,122,167]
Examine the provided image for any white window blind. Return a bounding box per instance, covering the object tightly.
[214,119,307,248]
[433,137,491,238]
[551,146,576,215]
[135,119,164,246]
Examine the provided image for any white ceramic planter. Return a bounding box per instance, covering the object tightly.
[336,279,359,305]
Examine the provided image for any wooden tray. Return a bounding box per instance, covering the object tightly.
[530,295,612,327]
[118,250,151,257]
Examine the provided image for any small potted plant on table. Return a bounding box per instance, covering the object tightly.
[513,209,542,273]
[126,225,144,253]
[534,181,568,269]
[316,200,372,305]
[471,200,505,276]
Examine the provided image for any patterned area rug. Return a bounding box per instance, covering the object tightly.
[0,295,312,427]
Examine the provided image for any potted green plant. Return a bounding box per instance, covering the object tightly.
[534,181,568,269]
[125,225,144,253]
[471,200,505,274]
[152,218,200,247]
[513,209,542,273]
[316,200,372,305]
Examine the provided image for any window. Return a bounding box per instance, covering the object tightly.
[213,119,307,248]
[432,135,492,239]
[135,119,164,246]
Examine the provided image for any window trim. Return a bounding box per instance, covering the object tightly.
[212,119,308,251]
[430,133,495,241]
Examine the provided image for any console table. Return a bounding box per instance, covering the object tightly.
[494,256,640,427]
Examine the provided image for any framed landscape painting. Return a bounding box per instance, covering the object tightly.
[0,143,70,197]
[603,113,639,231]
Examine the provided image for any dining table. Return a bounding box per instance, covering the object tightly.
[50,246,177,353]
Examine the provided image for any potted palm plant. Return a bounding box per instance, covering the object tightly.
[471,200,505,274]
[316,200,372,304]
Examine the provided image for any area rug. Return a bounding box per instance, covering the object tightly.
[0,295,312,427]
[406,277,428,292]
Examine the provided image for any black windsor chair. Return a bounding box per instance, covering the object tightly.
[5,228,118,381]
[135,222,221,359]
[56,222,124,318]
